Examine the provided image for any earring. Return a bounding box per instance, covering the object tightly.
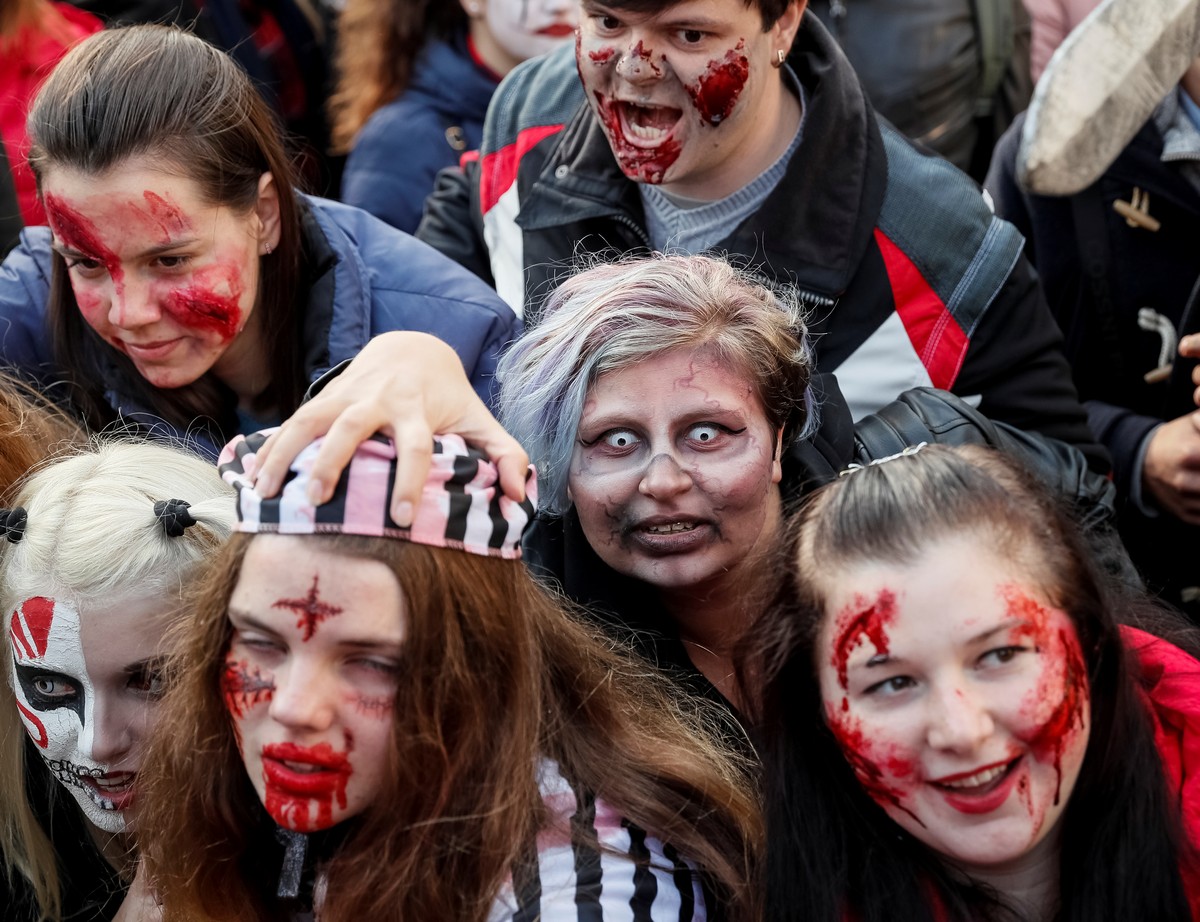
[263,243,273,255]
[466,1,481,14]
[775,49,786,67]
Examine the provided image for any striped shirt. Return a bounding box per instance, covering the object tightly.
[488,760,708,921]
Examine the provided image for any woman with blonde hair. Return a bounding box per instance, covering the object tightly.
[1,438,236,921]
[137,428,760,921]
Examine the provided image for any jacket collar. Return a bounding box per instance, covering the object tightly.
[517,13,887,299]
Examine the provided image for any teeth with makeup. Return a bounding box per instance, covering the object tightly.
[283,760,323,773]
[645,522,697,534]
[939,764,1008,789]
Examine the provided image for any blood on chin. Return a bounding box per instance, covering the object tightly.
[593,93,682,184]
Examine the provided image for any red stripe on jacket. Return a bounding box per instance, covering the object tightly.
[874,228,969,391]
[479,124,565,215]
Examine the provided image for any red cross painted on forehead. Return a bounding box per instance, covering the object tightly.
[272,576,344,641]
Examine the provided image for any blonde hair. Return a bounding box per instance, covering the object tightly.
[0,440,236,922]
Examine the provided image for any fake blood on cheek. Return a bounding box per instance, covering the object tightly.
[162,262,245,342]
[826,705,922,824]
[1006,590,1089,805]
[684,40,750,126]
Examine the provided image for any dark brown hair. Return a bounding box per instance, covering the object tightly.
[599,0,796,29]
[139,534,761,921]
[328,0,467,153]
[27,25,307,440]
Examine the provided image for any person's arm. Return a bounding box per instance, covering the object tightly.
[415,160,496,285]
[252,332,528,526]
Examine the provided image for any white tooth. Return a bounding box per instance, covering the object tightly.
[942,764,1007,789]
[629,122,667,141]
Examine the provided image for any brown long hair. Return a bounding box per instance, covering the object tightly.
[26,25,307,441]
[139,534,761,921]
[328,0,467,153]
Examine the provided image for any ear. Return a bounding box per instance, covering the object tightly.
[772,427,784,485]
[254,172,282,256]
[772,0,806,56]
[460,0,484,17]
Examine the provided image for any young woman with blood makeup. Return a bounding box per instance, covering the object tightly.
[0,439,236,921]
[753,443,1200,922]
[0,24,518,460]
[136,429,760,922]
[333,0,579,233]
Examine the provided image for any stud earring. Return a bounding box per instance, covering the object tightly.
[263,243,273,255]
[775,49,786,67]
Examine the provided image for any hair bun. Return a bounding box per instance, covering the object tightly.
[153,499,196,538]
[0,507,27,543]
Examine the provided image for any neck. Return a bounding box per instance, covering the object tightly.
[212,301,272,409]
[1182,59,1200,108]
[659,489,783,708]
[950,827,1062,921]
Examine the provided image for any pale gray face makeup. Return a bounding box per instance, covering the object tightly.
[9,594,167,833]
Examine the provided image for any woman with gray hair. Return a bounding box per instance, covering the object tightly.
[496,253,817,710]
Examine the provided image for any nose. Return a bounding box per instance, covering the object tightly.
[615,38,659,83]
[268,661,336,733]
[638,452,693,499]
[106,274,161,331]
[86,695,138,766]
[925,680,994,752]
[544,0,576,14]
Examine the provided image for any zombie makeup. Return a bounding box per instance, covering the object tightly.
[567,346,782,597]
[485,0,579,65]
[815,534,1091,871]
[9,597,137,832]
[225,536,405,834]
[40,159,268,393]
[577,0,800,198]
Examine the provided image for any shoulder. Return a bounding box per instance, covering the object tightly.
[875,122,1025,322]
[483,44,585,155]
[487,760,707,921]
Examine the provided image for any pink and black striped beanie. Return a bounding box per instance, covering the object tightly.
[216,430,537,559]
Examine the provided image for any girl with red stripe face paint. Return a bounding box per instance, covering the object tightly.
[753,444,1200,922]
[135,429,761,922]
[0,437,236,921]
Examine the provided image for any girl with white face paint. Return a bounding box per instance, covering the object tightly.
[333,0,580,232]
[0,439,235,922]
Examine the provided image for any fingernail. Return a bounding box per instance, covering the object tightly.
[254,473,277,497]
[393,501,413,526]
[306,478,326,506]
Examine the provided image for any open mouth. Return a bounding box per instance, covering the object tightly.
[626,517,713,554]
[79,772,137,810]
[931,757,1023,814]
[618,101,683,146]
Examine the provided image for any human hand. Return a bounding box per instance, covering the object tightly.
[1142,410,1200,524]
[1178,334,1200,408]
[253,332,529,526]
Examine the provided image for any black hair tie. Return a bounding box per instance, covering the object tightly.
[153,499,196,538]
[0,507,27,543]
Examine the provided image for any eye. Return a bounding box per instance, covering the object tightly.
[32,675,78,698]
[64,256,106,278]
[979,645,1027,667]
[592,13,622,31]
[863,675,915,697]
[350,657,400,677]
[602,428,640,449]
[679,29,705,44]
[128,665,165,698]
[687,423,722,444]
[155,254,190,270]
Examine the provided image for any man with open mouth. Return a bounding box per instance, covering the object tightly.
[417,0,1104,477]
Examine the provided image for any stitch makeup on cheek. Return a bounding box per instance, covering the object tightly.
[272,575,344,641]
[221,656,276,720]
[162,260,246,342]
[352,694,394,720]
[261,740,354,832]
[1005,588,1089,805]
[684,40,750,126]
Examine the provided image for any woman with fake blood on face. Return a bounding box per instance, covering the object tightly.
[136,429,760,922]
[332,0,579,234]
[752,443,1200,922]
[496,253,815,711]
[0,24,518,458]
[0,439,235,922]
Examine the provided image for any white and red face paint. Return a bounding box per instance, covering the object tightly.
[40,157,271,394]
[815,534,1091,871]
[484,0,579,64]
[9,597,134,832]
[576,0,799,198]
[224,535,403,834]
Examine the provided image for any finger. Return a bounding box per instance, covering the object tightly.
[1180,334,1200,358]
[389,418,435,525]
[300,404,399,506]
[490,436,532,502]
[254,401,348,497]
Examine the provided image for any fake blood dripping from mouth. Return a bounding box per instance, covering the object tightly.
[1006,589,1089,804]
[594,92,681,184]
[684,40,750,125]
[262,739,353,832]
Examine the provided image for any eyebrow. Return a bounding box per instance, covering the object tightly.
[860,619,1027,669]
[50,238,198,261]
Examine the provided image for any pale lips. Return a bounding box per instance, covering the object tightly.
[617,100,683,147]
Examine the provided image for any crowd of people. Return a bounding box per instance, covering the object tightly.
[1,0,1199,919]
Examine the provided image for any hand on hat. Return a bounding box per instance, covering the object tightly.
[251,332,529,526]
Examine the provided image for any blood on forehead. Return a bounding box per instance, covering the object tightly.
[272,576,345,641]
[830,589,897,691]
[44,195,124,289]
